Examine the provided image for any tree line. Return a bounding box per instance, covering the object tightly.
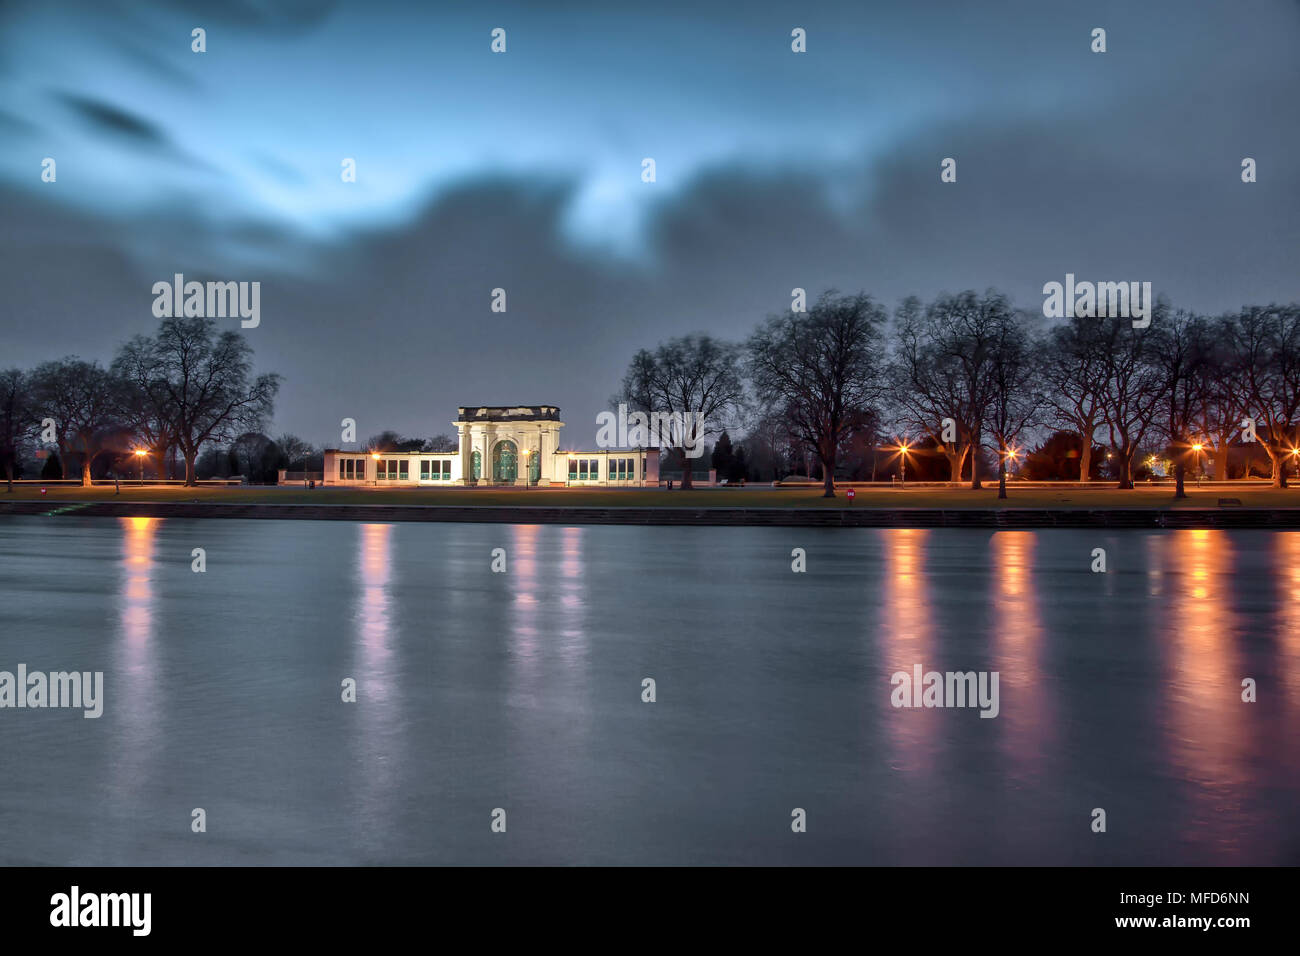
[620,290,1300,496]
[2,317,280,489]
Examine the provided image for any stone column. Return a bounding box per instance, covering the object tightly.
[458,425,472,485]
[538,427,551,486]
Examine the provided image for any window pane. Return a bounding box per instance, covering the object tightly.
[399,460,409,480]
[442,460,451,478]
[568,458,577,479]
[591,459,599,478]
[420,461,429,480]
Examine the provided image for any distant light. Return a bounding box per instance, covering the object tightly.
[1192,443,1204,453]
[371,452,380,460]
[134,449,146,457]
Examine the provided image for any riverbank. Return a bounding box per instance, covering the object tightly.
[3,497,1299,527]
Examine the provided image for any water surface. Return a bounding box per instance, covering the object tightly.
[1,516,1297,865]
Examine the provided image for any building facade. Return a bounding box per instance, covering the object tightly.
[323,405,660,487]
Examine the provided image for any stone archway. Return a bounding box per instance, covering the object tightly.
[492,440,518,483]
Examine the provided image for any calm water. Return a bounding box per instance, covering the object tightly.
[1,516,1298,865]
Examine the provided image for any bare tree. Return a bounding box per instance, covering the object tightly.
[984,310,1044,499]
[116,318,280,486]
[748,291,888,497]
[1153,310,1213,498]
[275,434,317,470]
[1193,315,1243,481]
[1038,316,1109,482]
[113,336,178,479]
[1225,304,1300,488]
[1096,312,1169,489]
[619,334,744,490]
[892,290,1011,489]
[29,358,121,486]
[1,368,35,492]
[423,433,458,452]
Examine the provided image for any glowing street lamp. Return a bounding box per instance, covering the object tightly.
[898,441,910,485]
[521,448,531,488]
[134,448,146,484]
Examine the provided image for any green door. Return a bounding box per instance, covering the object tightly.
[492,440,517,482]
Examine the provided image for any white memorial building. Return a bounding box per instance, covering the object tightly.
[323,405,660,487]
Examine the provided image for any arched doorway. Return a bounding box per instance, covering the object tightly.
[471,450,482,481]
[492,440,518,483]
[528,448,541,484]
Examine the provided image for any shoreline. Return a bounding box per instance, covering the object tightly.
[3,499,1298,528]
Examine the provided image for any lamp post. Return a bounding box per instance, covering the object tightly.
[522,448,531,489]
[134,448,146,484]
[998,446,1017,499]
[899,441,910,486]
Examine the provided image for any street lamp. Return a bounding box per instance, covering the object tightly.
[134,448,146,484]
[898,441,910,486]
[521,448,531,489]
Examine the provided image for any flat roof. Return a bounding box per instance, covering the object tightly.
[456,405,562,422]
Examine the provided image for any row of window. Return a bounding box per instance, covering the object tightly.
[339,456,641,482]
[568,457,641,481]
[338,457,454,481]
[339,458,368,480]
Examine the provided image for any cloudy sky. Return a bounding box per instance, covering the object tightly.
[1,0,1297,446]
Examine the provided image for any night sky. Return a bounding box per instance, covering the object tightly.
[1,0,1297,446]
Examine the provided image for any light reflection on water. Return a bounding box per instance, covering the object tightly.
[352,523,398,813]
[991,531,1051,780]
[882,528,938,776]
[112,516,158,802]
[1,517,1297,865]
[1163,529,1247,855]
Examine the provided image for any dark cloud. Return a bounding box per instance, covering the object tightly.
[3,82,1299,446]
[56,93,167,144]
[2,0,1297,446]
